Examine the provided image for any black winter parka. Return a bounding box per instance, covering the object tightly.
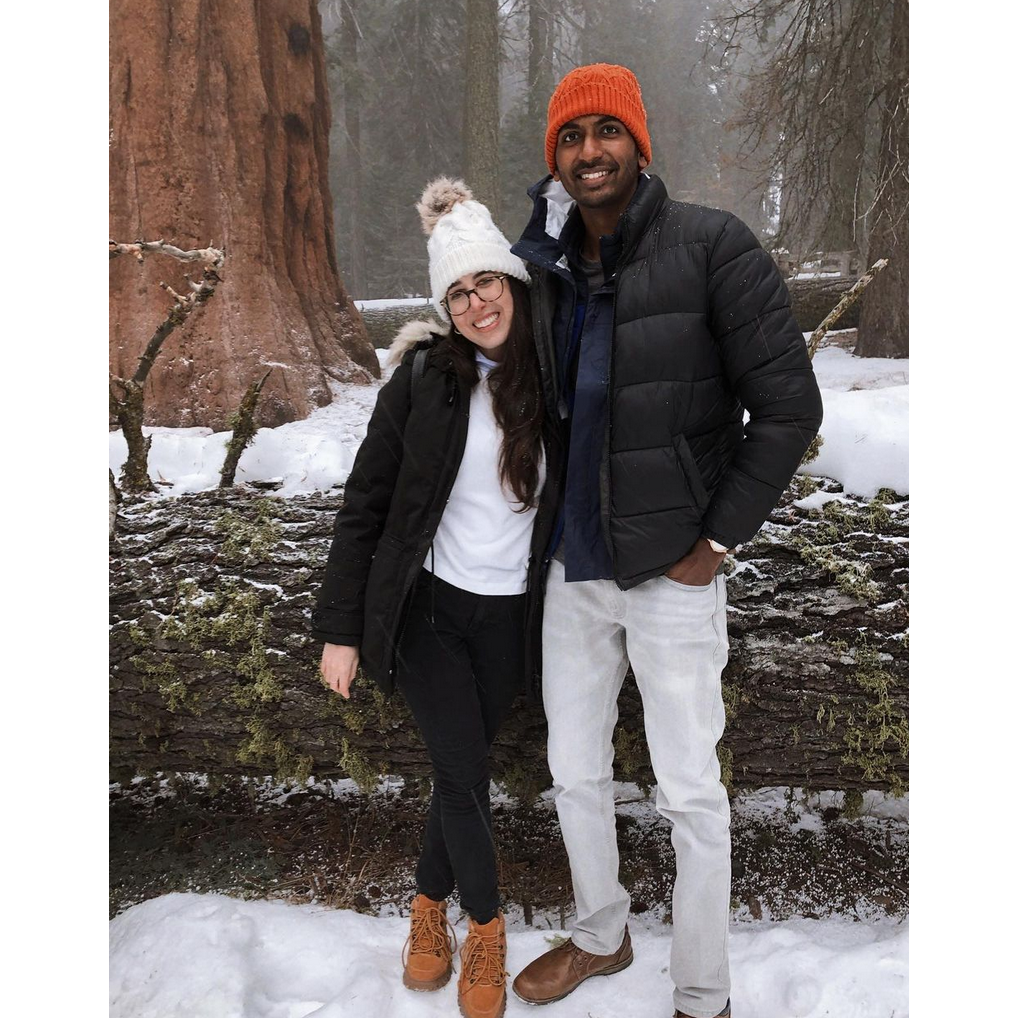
[514,173,824,589]
[311,334,560,696]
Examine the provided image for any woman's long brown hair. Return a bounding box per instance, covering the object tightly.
[444,275,545,510]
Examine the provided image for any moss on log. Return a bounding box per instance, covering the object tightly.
[109,477,908,796]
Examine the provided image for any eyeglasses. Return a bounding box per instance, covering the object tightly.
[443,274,507,316]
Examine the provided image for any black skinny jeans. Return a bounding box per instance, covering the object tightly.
[395,569,525,924]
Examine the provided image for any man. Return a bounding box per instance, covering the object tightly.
[510,64,823,1018]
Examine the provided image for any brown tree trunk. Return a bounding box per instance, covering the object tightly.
[527,0,552,126]
[109,0,378,431]
[109,378,154,493]
[464,0,501,221]
[815,8,875,257]
[338,0,366,299]
[856,0,908,358]
[110,478,908,796]
[821,112,866,257]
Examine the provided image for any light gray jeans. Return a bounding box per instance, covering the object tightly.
[542,559,731,1018]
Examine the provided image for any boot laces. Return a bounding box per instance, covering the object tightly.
[402,901,457,968]
[462,923,506,987]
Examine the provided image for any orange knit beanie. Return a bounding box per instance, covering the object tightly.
[544,63,651,174]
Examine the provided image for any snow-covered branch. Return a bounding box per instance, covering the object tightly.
[109,239,225,269]
[807,258,889,360]
[110,242,226,493]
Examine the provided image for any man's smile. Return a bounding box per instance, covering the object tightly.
[575,166,615,186]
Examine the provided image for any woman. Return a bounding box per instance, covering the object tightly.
[312,178,555,1018]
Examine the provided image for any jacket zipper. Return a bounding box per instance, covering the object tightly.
[602,224,641,588]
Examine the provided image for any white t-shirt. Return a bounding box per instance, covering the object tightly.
[423,350,546,595]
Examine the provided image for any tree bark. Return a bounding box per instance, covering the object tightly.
[463,0,501,221]
[109,377,154,493]
[787,277,863,332]
[110,478,908,796]
[855,0,908,358]
[816,6,876,256]
[337,0,367,299]
[109,0,378,431]
[527,0,552,127]
[219,371,272,488]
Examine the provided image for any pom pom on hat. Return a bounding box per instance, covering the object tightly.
[415,177,530,321]
[417,177,474,236]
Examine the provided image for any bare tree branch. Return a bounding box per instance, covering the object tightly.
[110,241,226,492]
[109,239,225,268]
[220,370,274,489]
[807,257,889,359]
[714,0,892,252]
[131,266,223,386]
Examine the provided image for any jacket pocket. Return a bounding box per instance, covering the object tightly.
[361,536,409,688]
[673,434,710,512]
[376,530,406,553]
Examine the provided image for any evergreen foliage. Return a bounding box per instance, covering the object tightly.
[321,0,904,302]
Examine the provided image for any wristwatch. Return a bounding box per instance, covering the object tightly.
[707,538,729,554]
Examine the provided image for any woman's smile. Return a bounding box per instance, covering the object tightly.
[472,311,500,331]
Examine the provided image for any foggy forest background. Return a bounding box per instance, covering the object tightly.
[321,0,908,362]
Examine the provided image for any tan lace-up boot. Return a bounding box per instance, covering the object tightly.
[458,911,507,1018]
[402,893,457,991]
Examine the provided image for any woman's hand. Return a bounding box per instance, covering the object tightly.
[320,643,360,699]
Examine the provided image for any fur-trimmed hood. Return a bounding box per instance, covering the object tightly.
[385,316,450,368]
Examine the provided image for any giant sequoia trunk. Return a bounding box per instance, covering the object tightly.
[110,476,908,797]
[109,0,378,430]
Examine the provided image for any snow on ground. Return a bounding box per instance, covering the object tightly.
[109,893,907,1018]
[110,783,908,1016]
[808,346,909,393]
[110,336,908,501]
[795,346,909,499]
[108,351,395,498]
[731,785,909,829]
[798,386,908,499]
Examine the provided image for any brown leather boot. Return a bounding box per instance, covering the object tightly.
[512,927,633,1004]
[458,911,507,1018]
[402,893,456,991]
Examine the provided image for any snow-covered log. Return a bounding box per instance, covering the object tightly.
[109,477,907,796]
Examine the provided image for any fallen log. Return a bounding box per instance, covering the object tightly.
[787,277,862,332]
[109,476,907,796]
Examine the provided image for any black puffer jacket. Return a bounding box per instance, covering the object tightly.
[515,174,824,589]
[311,326,560,697]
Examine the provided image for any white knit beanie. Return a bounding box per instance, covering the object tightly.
[416,177,530,321]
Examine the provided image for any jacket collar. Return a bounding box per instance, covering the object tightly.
[512,175,575,277]
[386,316,449,366]
[512,172,668,276]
